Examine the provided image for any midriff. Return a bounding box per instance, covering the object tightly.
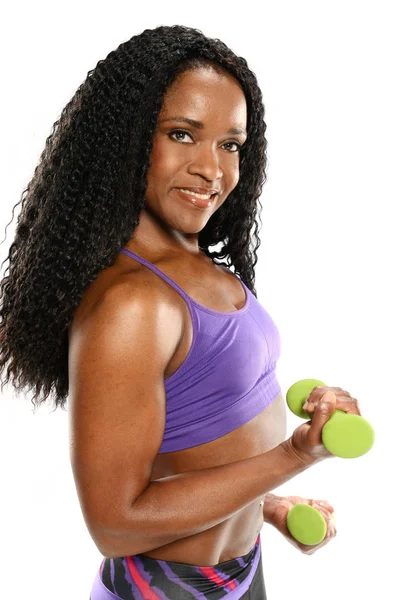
[144,392,286,566]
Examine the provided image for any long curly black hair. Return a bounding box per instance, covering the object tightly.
[0,24,268,414]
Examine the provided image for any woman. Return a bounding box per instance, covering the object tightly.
[0,25,359,599]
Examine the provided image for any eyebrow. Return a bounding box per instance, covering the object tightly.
[159,117,247,136]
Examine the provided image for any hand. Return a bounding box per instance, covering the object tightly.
[287,386,362,464]
[266,494,337,555]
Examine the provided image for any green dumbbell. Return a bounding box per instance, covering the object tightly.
[284,378,374,545]
[286,378,375,459]
[287,503,336,546]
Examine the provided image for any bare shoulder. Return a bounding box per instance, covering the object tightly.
[69,261,184,346]
[68,270,184,399]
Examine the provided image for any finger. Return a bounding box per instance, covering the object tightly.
[329,513,337,532]
[307,392,337,445]
[317,507,332,524]
[309,502,334,533]
[326,521,336,540]
[303,387,336,413]
[303,385,361,417]
[335,396,361,416]
[304,394,361,416]
[312,500,335,513]
[321,510,337,537]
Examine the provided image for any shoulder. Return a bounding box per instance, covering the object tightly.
[69,265,184,351]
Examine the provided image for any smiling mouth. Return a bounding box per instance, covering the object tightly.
[174,188,218,208]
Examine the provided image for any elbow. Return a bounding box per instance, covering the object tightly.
[86,524,117,558]
[88,518,145,559]
[89,528,129,559]
[83,515,130,559]
[85,490,159,558]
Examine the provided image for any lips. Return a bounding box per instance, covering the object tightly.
[175,187,220,195]
[174,188,217,208]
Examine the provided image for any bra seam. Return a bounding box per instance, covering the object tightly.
[247,310,272,358]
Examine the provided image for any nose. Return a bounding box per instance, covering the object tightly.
[187,143,223,181]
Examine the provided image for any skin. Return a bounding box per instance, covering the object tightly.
[125,65,343,555]
[125,65,247,258]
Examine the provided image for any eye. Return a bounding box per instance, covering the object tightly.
[223,141,242,153]
[168,130,243,153]
[169,130,192,143]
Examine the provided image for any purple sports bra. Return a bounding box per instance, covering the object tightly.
[120,247,282,453]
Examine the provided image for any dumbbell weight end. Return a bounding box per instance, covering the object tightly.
[286,378,375,458]
[287,504,336,546]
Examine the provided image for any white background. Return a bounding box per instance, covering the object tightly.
[1,1,398,599]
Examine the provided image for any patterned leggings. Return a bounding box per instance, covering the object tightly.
[89,533,267,599]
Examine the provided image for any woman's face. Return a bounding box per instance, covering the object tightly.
[143,66,247,247]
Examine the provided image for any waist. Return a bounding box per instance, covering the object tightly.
[92,533,262,599]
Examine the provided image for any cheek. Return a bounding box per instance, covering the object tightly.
[228,167,240,191]
[148,141,182,181]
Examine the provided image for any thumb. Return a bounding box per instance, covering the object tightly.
[310,392,336,433]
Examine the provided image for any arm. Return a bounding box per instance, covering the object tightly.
[69,280,319,560]
[100,442,315,558]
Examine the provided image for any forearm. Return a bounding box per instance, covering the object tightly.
[99,440,315,558]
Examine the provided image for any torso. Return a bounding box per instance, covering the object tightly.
[72,245,286,566]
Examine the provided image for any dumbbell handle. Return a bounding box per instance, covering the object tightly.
[286,378,375,458]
